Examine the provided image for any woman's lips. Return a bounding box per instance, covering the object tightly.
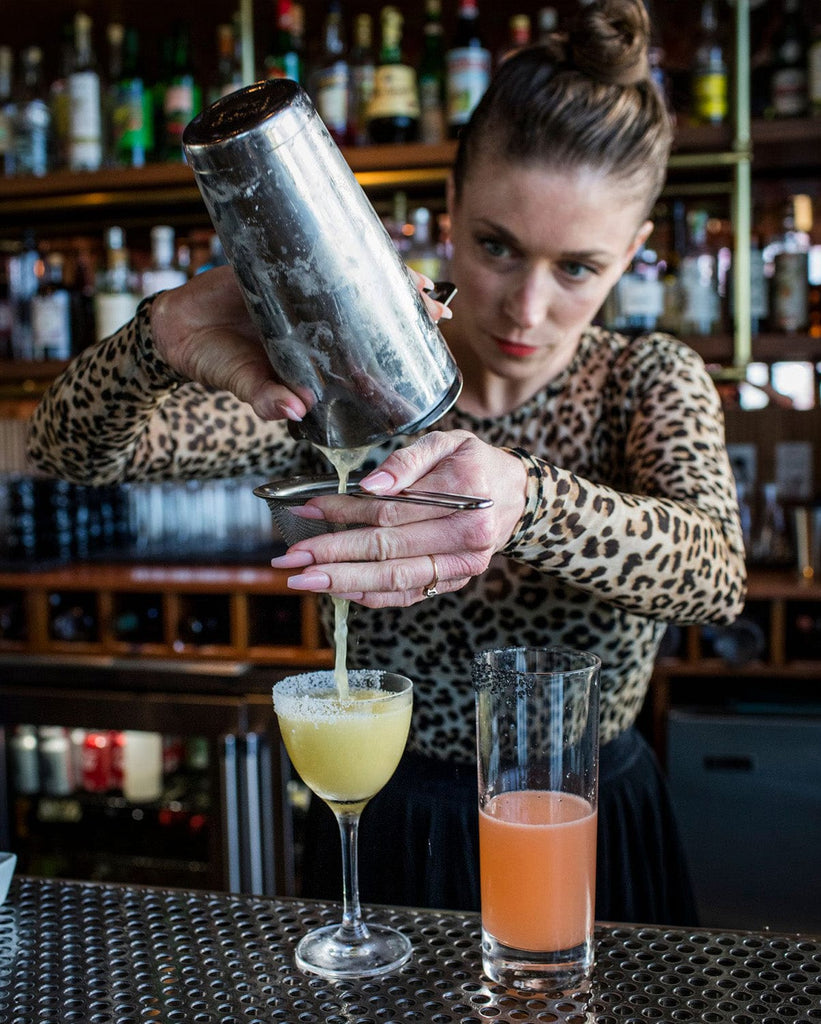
[494,337,538,358]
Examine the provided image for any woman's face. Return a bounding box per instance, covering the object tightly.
[446,153,653,411]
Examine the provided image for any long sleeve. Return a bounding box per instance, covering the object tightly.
[499,332,747,625]
[27,297,300,485]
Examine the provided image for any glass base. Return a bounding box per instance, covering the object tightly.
[295,922,412,980]
[481,930,594,995]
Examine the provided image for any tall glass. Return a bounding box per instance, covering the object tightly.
[273,669,413,978]
[473,646,600,993]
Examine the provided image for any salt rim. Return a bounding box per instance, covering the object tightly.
[272,669,412,719]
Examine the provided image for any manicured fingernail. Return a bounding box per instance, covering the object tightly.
[275,400,303,422]
[270,550,315,569]
[437,305,453,320]
[288,571,331,591]
[289,505,325,520]
[360,470,395,493]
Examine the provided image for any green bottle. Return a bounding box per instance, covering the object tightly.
[161,24,201,162]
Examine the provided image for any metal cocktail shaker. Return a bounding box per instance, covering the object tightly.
[183,80,461,450]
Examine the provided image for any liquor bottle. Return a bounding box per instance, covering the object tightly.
[213,23,243,100]
[68,11,103,171]
[768,195,811,333]
[93,226,141,342]
[109,27,153,168]
[265,0,302,83]
[8,230,40,359]
[809,12,821,115]
[498,14,532,66]
[749,232,769,337]
[0,252,12,358]
[45,20,71,171]
[12,47,51,177]
[31,252,72,360]
[678,209,721,336]
[0,46,14,176]
[311,0,350,146]
[348,13,376,146]
[141,226,189,296]
[161,24,201,162]
[751,482,793,567]
[418,0,446,145]
[691,0,727,125]
[103,22,125,166]
[771,0,807,118]
[405,207,440,280]
[607,243,665,335]
[537,6,558,43]
[445,0,491,138]
[367,6,419,144]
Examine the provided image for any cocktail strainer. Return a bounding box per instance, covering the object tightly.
[254,475,492,544]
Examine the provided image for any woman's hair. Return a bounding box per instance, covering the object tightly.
[451,0,673,219]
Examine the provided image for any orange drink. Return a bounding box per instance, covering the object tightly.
[473,646,600,992]
[479,790,597,952]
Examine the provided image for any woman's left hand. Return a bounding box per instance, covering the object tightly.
[269,430,528,607]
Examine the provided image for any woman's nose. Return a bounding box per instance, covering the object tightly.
[503,271,550,329]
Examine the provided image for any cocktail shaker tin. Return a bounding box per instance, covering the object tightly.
[183,80,461,450]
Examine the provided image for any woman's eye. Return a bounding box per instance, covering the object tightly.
[560,260,595,280]
[479,237,512,259]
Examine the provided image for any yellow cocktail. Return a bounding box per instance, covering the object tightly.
[272,669,413,979]
[276,686,412,813]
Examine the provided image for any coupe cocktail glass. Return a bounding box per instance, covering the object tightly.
[273,669,413,978]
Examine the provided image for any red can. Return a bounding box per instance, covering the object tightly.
[81,731,112,793]
[109,730,125,791]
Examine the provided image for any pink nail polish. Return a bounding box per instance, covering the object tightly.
[270,550,315,569]
[287,571,331,591]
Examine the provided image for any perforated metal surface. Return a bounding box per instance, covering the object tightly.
[0,877,820,1024]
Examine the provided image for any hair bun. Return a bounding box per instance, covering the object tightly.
[569,0,650,87]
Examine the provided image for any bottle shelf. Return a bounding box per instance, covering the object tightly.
[650,570,821,759]
[0,564,333,666]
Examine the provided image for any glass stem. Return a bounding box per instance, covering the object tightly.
[334,809,370,943]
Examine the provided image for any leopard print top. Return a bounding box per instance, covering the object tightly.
[28,297,747,761]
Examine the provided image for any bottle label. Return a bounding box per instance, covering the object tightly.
[164,81,196,149]
[679,256,720,334]
[446,47,490,127]
[772,67,807,117]
[266,52,301,82]
[618,275,664,320]
[349,64,375,144]
[313,62,350,134]
[419,77,445,144]
[809,43,821,107]
[68,70,102,170]
[693,71,727,122]
[31,291,72,359]
[94,292,141,342]
[368,64,420,121]
[113,80,153,163]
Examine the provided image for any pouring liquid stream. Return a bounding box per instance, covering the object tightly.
[315,443,372,702]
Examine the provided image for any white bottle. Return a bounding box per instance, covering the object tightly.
[94,226,141,341]
[68,12,103,171]
[141,226,189,296]
[122,730,163,803]
[31,252,72,359]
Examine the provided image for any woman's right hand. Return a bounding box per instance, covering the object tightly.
[149,265,309,423]
[149,265,454,424]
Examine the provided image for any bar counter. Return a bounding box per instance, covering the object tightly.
[1,876,819,1024]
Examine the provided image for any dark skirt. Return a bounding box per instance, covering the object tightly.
[300,726,698,926]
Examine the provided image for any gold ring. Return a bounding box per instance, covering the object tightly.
[423,554,439,598]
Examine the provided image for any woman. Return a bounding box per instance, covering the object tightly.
[28,0,746,924]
